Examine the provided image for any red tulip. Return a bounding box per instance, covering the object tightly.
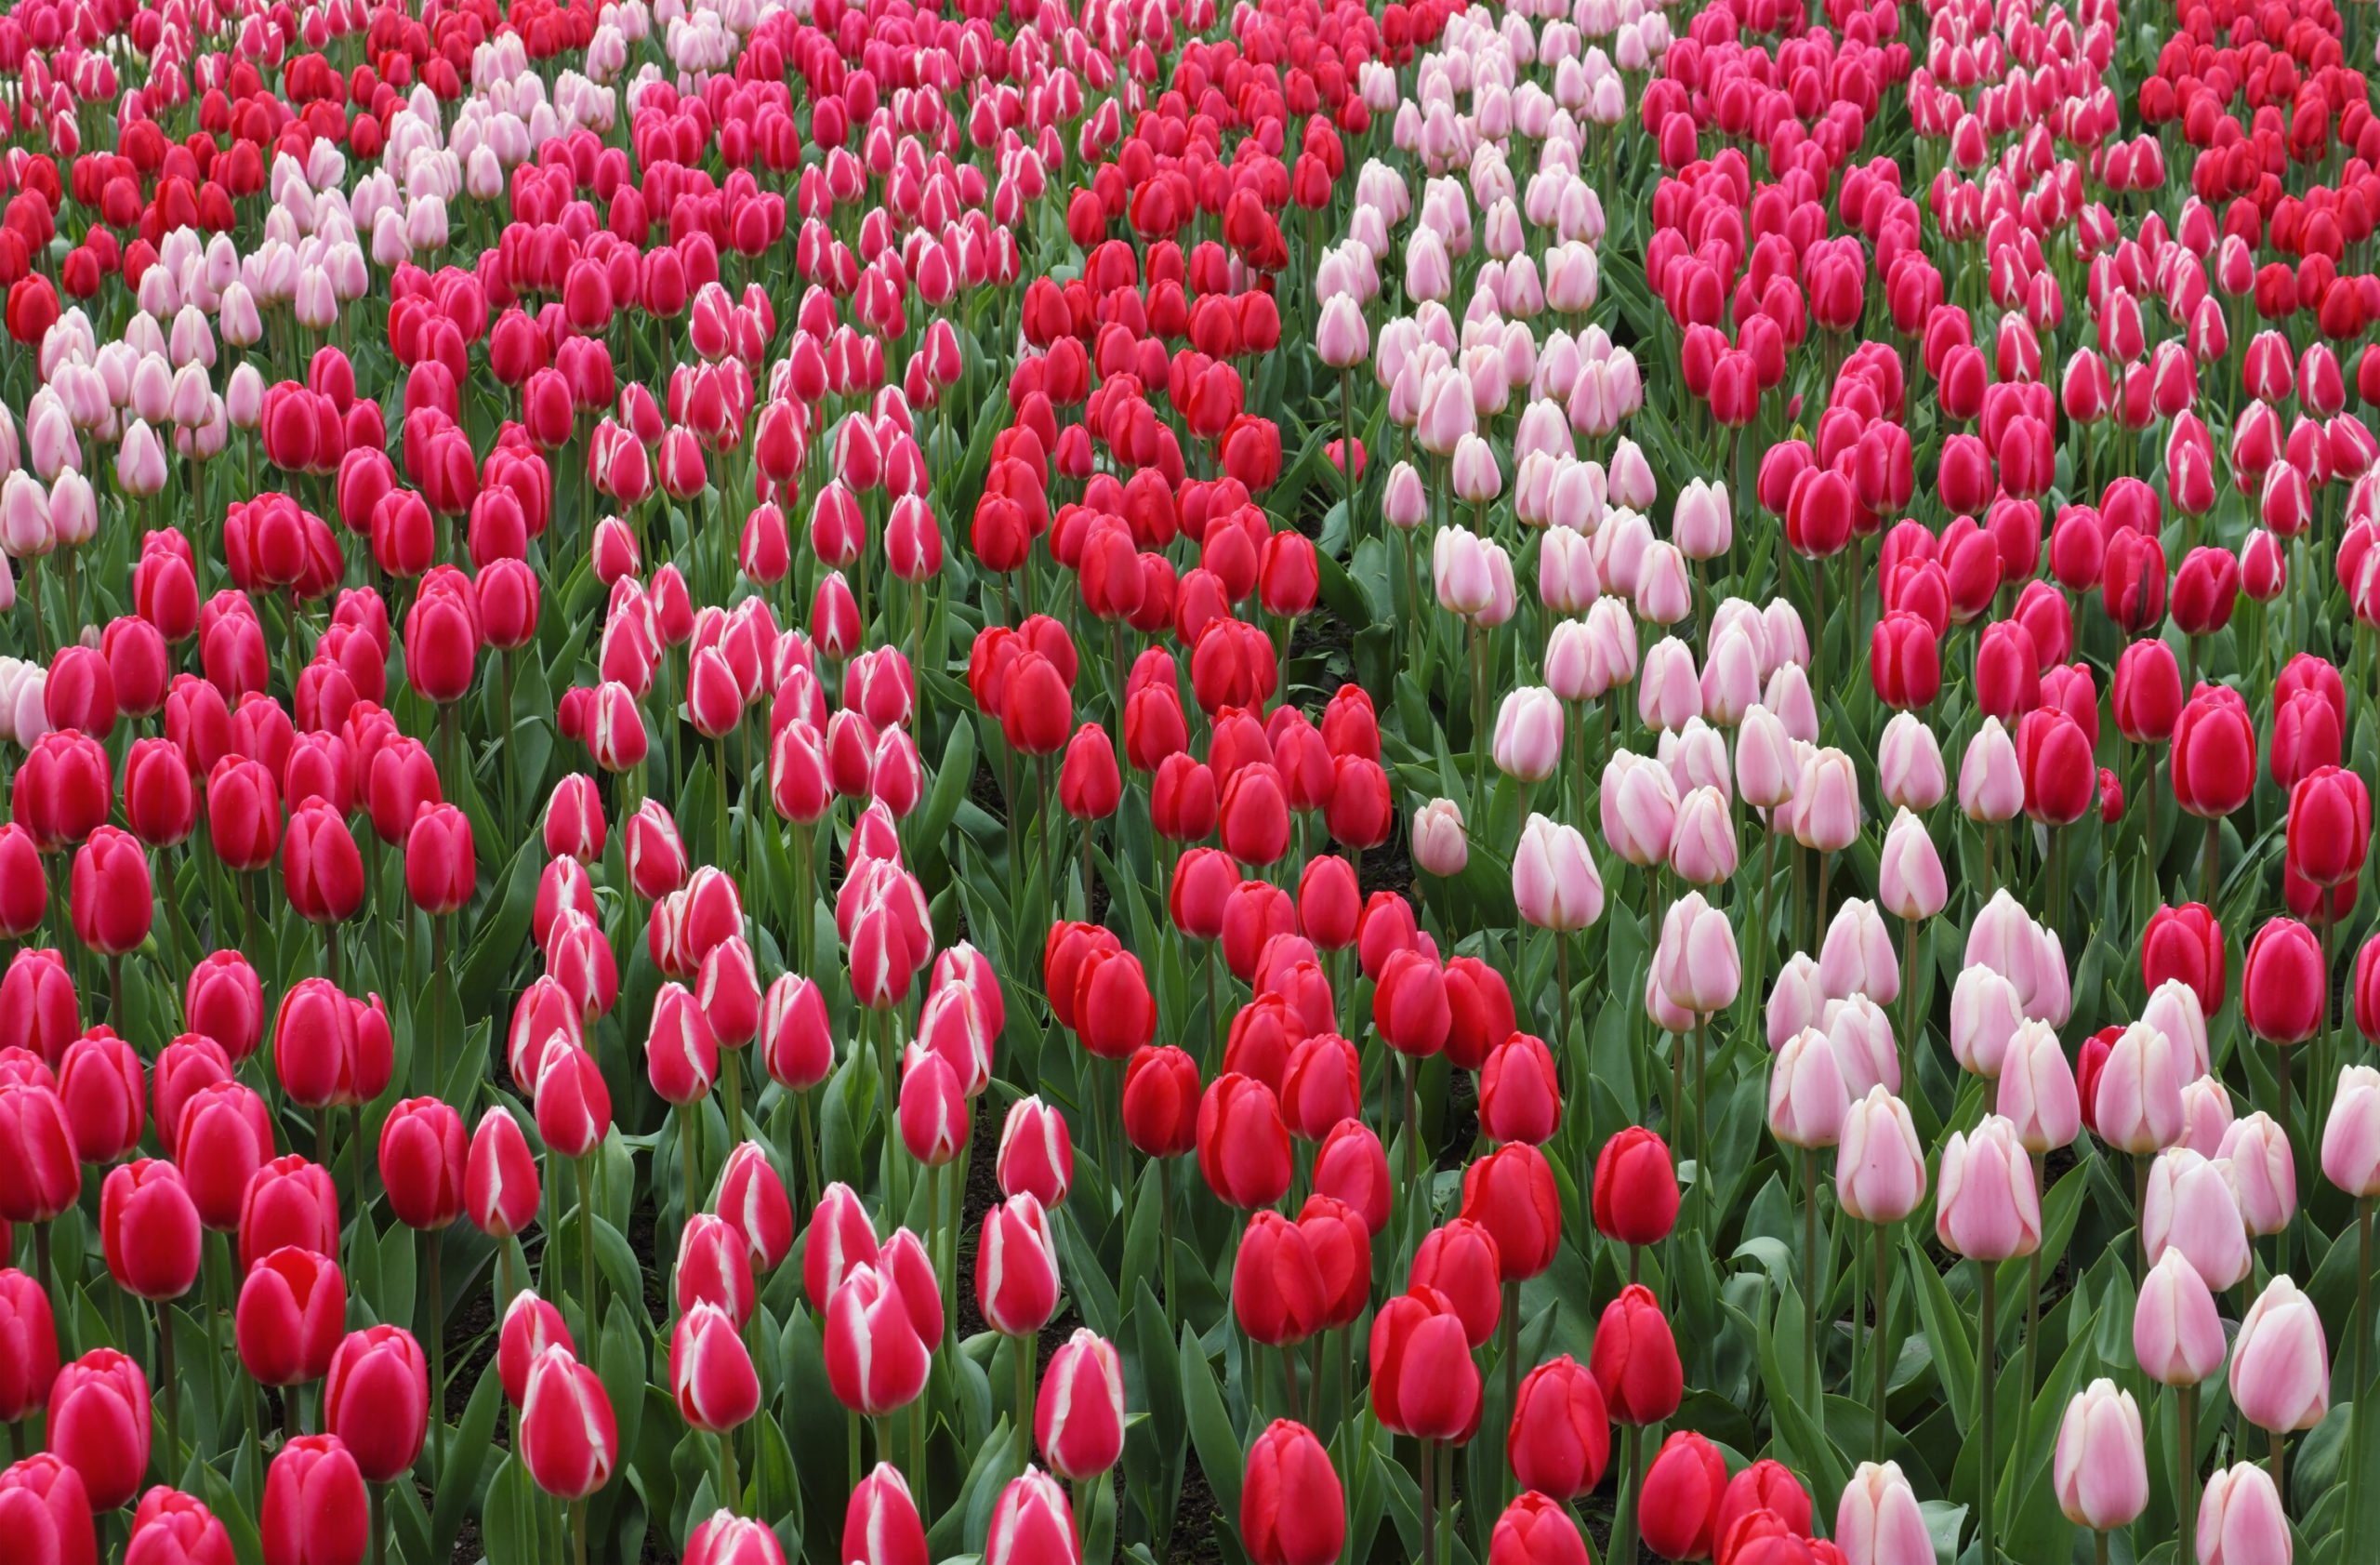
[1508,1355,1610,1500]
[519,1345,616,1501]
[0,1454,95,1565]
[1638,1430,1727,1560]
[324,1325,429,1483]
[99,1159,199,1301]
[260,1436,368,1565]
[237,1156,340,1272]
[1590,1284,1684,1425]
[1241,1420,1345,1565]
[235,1248,346,1388]
[1368,1287,1482,1440]
[46,1348,151,1508]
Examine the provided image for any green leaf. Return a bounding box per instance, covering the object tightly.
[1180,1323,1245,1520]
[480,1455,546,1565]
[432,1358,506,1561]
[1906,1236,1977,1436]
[458,832,542,1014]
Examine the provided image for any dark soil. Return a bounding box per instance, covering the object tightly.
[1169,1448,1224,1565]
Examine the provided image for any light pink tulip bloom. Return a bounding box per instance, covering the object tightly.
[1412,800,1468,879]
[1672,478,1731,560]
[1959,716,2025,824]
[1582,597,1637,691]
[1824,996,1900,1098]
[2142,979,2213,1080]
[1544,619,1601,703]
[2198,1464,2291,1565]
[1491,689,1563,785]
[1936,1115,2042,1261]
[1876,713,1947,812]
[1834,1462,1934,1565]
[1699,624,1763,726]
[1818,900,1899,1005]
[1643,964,1696,1034]
[1512,815,1603,934]
[1636,636,1699,733]
[2053,1379,2149,1532]
[2134,1247,2228,1386]
[1658,718,1731,801]
[1767,953,1825,1052]
[2096,1022,2191,1156]
[1655,892,1739,1015]
[1791,748,1861,852]
[1667,786,1737,886]
[1768,1028,1849,1148]
[1836,1087,1926,1224]
[1877,810,1948,922]
[1599,750,1677,868]
[1949,965,2025,1079]
[1763,661,1820,742]
[1996,1020,2080,1152]
[1964,890,2041,1007]
[2321,1064,2380,1198]
[2145,1147,2253,1290]
[2215,1113,2296,1236]
[2229,1277,2330,1433]
[1736,705,1796,811]
[2177,1075,2236,1158]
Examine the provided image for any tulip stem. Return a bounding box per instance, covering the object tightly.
[1160,1158,1178,1325]
[2272,1425,2288,1510]
[1873,1220,1891,1461]
[1803,1149,1821,1386]
[1977,1259,1996,1565]
[1015,1331,1037,1435]
[427,1230,445,1469]
[1607,1424,1640,1565]
[681,1103,700,1229]
[1203,942,1221,1076]
[714,734,731,875]
[1404,1053,1422,1196]
[156,1297,178,1483]
[2179,1381,2201,1565]
[1419,1436,1436,1565]
[717,1426,741,1515]
[796,1090,820,1216]
[2353,1199,2375,1560]
[2135,1154,2150,1278]
[577,1155,600,1343]
[33,1220,50,1307]
[2201,816,2220,910]
[570,1497,588,1565]
[849,1409,862,1492]
[371,1482,387,1565]
[723,1048,744,1152]
[1500,1279,1520,1505]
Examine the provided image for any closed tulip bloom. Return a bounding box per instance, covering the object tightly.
[1818,900,1898,1005]
[323,1325,428,1483]
[1508,1355,1609,1499]
[100,1159,200,1301]
[2052,1379,2149,1532]
[986,1470,1080,1565]
[2143,979,2215,1081]
[975,1194,1061,1339]
[1589,1283,1683,1425]
[685,1511,789,1565]
[1035,1329,1124,1481]
[1639,1429,1727,1561]
[1996,1022,2080,1153]
[1654,893,1739,1014]
[403,804,473,915]
[1369,1287,1484,1439]
[1593,1126,1678,1244]
[2243,919,2326,1045]
[1876,810,1947,922]
[1835,1462,1933,1565]
[46,1348,151,1507]
[1956,716,2025,824]
[1827,999,1901,1098]
[2135,1246,2227,1386]
[844,1463,929,1565]
[2172,690,2256,818]
[1792,747,1862,851]
[671,1300,761,1434]
[1490,688,1564,785]
[2199,1463,2290,1565]
[2228,1275,2329,1434]
[2323,1064,2380,1198]
[1667,787,1737,885]
[1488,1492,1589,1565]
[1479,1034,1562,1146]
[68,829,152,958]
[533,1044,612,1160]
[1234,1211,1324,1347]
[237,1155,340,1272]
[57,1028,143,1164]
[2095,1022,2190,1155]
[1836,1087,1927,1223]
[760,975,833,1094]
[2216,1114,2297,1236]
[0,1452,95,1565]
[0,1269,58,1424]
[675,1214,758,1328]
[1411,799,1468,877]
[1874,713,1946,813]
[1768,1028,1850,1148]
[519,1345,616,1501]
[377,1097,465,1231]
[1513,815,1604,932]
[2144,1147,2253,1290]
[826,1262,932,1416]
[0,1082,79,1222]
[1459,1144,1561,1281]
[260,1437,368,1565]
[126,1486,234,1565]
[1949,966,2026,1080]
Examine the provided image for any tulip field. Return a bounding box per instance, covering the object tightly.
[19,0,2380,1561]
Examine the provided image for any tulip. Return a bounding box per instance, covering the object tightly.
[519,1345,616,1502]
[0,1269,57,1426]
[2094,1022,2190,1155]
[1508,1355,1609,1499]
[2144,1148,2253,1290]
[1488,1492,1589,1565]
[2217,1113,2298,1238]
[2054,1379,2149,1532]
[2244,918,2326,1046]
[1034,1328,1124,1482]
[1593,1126,1679,1247]
[1369,1286,1483,1440]
[671,1299,761,1438]
[1240,1420,1344,1565]
[1836,1088,1927,1224]
[236,1247,347,1389]
[1638,1429,1726,1561]
[47,1347,151,1508]
[986,1470,1080,1565]
[845,1464,928,1565]
[1513,815,1604,933]
[323,1325,429,1484]
[261,1437,369,1565]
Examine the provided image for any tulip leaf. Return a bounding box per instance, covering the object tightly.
[755,1411,802,1537]
[457,830,541,1014]
[592,1214,651,1331]
[1180,1323,1245,1519]
[432,1357,506,1562]
[934,1417,1024,1558]
[377,1217,417,1332]
[479,1454,544,1565]
[1905,1239,1977,1437]
[193,1453,265,1565]
[1060,1203,1122,1343]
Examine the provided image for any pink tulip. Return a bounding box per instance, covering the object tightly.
[1791,748,1861,851]
[1635,638,1699,733]
[1836,1087,1926,1224]
[2198,1464,2291,1565]
[2322,1064,2380,1197]
[1665,787,1736,885]
[1826,999,1900,1098]
[2215,1114,2297,1236]
[2229,1276,2329,1433]
[1766,954,1826,1051]
[2053,1379,2149,1532]
[2135,1248,2227,1386]
[1948,967,2025,1079]
[1512,816,1603,933]
[2095,1022,2189,1155]
[1654,894,1739,1015]
[2177,1076,2235,1159]
[1996,1021,2080,1153]
[1876,809,1947,922]
[2144,1148,2253,1291]
[1959,717,2025,823]
[1936,1116,2041,1262]
[1876,713,1946,812]
[1818,900,1898,1004]
[1767,1029,1848,1149]
[1834,1462,1935,1565]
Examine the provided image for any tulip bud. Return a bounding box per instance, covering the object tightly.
[2053,1379,2149,1532]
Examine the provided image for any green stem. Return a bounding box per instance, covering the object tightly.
[1874,1221,1891,1462]
[1977,1261,1997,1565]
[157,1299,178,1482]
[2179,1382,2199,1565]
[1608,1424,1641,1565]
[720,1428,741,1516]
[578,1156,600,1340]
[1015,1332,1036,1436]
